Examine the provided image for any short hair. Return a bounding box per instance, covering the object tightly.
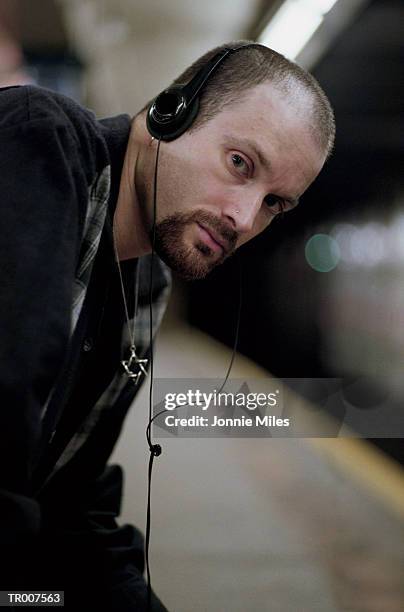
[168,40,335,157]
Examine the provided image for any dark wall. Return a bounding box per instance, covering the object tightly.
[187,0,404,463]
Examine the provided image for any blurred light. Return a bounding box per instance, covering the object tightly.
[389,214,404,261]
[331,223,357,260]
[351,223,386,267]
[305,233,340,272]
[331,220,401,268]
[258,0,339,59]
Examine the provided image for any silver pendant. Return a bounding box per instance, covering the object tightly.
[121,345,148,384]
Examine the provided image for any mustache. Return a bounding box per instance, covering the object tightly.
[179,209,239,252]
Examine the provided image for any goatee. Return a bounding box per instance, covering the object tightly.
[152,209,238,280]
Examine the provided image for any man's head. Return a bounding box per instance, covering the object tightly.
[133,41,335,280]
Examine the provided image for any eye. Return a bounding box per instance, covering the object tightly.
[230,152,251,178]
[264,195,286,215]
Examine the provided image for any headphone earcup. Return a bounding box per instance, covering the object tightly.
[146,88,200,141]
[146,44,257,142]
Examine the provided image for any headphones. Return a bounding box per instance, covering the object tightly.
[146,43,261,141]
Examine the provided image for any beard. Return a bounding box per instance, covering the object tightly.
[152,209,238,280]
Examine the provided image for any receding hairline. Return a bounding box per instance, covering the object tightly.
[174,41,335,158]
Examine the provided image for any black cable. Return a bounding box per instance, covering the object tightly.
[217,255,242,394]
[145,137,162,612]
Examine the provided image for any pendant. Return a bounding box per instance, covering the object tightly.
[121,345,148,384]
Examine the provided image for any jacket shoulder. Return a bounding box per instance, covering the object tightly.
[0,85,31,128]
[0,85,93,127]
[0,85,109,186]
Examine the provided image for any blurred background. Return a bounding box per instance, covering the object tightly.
[1,1,403,610]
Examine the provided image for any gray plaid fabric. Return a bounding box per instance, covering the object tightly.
[48,163,171,475]
[71,166,111,335]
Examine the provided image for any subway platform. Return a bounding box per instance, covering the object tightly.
[112,302,404,612]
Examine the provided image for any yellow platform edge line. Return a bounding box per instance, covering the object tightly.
[309,437,404,521]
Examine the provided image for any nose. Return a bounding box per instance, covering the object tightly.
[222,191,263,234]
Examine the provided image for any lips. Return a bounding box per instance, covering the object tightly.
[196,223,227,254]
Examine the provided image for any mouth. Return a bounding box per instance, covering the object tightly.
[196,223,227,255]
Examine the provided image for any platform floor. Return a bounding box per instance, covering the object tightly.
[111,305,404,612]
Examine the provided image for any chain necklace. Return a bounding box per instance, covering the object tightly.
[112,227,148,385]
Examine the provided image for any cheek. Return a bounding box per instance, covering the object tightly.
[158,151,201,208]
[200,181,235,213]
[160,167,197,213]
[169,165,220,209]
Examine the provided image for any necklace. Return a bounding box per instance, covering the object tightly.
[112,226,148,385]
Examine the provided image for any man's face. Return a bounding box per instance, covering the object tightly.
[139,82,327,280]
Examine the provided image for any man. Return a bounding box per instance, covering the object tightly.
[0,41,334,610]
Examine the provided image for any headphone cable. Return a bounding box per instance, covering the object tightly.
[145,136,162,611]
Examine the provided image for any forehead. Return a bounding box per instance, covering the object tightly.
[213,82,312,136]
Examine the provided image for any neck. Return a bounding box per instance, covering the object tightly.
[113,120,152,261]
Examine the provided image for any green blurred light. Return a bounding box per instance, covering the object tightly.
[305,233,340,272]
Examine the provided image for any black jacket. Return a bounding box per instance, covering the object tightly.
[0,85,170,610]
